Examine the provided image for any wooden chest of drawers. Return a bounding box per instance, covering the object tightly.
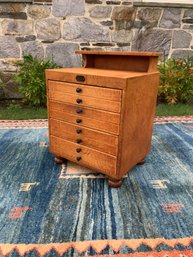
[46,51,160,187]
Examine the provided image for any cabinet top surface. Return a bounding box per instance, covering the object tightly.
[75,50,162,57]
[46,68,148,78]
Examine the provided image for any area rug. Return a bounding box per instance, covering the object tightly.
[0,119,193,257]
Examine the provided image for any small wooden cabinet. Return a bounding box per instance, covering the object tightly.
[46,51,161,187]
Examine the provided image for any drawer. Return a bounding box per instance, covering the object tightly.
[50,119,118,156]
[49,106,119,135]
[48,81,122,101]
[48,82,121,113]
[50,135,117,176]
[49,101,120,125]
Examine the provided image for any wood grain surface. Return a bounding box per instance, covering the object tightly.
[50,135,117,176]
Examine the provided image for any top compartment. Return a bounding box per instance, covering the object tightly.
[75,50,161,73]
[45,51,161,89]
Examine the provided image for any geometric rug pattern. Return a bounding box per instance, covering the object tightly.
[0,119,193,256]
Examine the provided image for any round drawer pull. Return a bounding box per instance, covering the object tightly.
[76,99,82,104]
[76,118,82,123]
[76,148,81,153]
[76,88,82,93]
[76,109,83,114]
[76,129,82,134]
[76,156,82,161]
[76,138,82,144]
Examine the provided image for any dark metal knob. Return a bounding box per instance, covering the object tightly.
[76,148,81,153]
[76,129,82,134]
[76,75,85,82]
[76,109,83,114]
[76,88,82,93]
[76,118,82,123]
[76,99,82,104]
[76,156,82,161]
[76,138,82,144]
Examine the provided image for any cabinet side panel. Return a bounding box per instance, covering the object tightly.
[45,72,52,156]
[118,73,160,177]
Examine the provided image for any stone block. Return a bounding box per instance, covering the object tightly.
[171,50,193,59]
[100,20,113,26]
[132,29,172,55]
[0,59,19,72]
[27,5,51,19]
[92,42,115,46]
[182,18,193,24]
[111,29,133,43]
[89,6,112,18]
[80,47,102,51]
[63,17,110,42]
[184,9,193,19]
[122,1,132,5]
[117,42,130,46]
[86,0,102,3]
[110,46,130,51]
[0,71,20,99]
[33,0,52,3]
[111,6,136,20]
[115,20,134,30]
[52,0,84,17]
[0,37,20,58]
[3,80,20,99]
[0,71,13,83]
[137,7,162,27]
[21,41,44,59]
[80,42,90,46]
[0,3,26,12]
[0,12,27,19]
[35,18,60,41]
[159,8,181,29]
[45,43,81,67]
[16,35,36,43]
[106,1,121,4]
[2,20,33,35]
[183,24,193,29]
[172,30,192,49]
[133,20,148,29]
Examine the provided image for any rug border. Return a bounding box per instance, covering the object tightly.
[0,116,193,128]
[1,237,193,256]
[84,250,193,257]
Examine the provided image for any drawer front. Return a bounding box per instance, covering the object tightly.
[49,101,120,125]
[48,81,122,102]
[49,90,121,113]
[50,119,118,156]
[50,135,117,176]
[48,82,121,113]
[49,107,119,135]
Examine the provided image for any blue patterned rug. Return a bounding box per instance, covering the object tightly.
[0,122,193,257]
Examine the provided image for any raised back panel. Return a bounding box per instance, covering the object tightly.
[76,50,161,73]
[86,55,149,72]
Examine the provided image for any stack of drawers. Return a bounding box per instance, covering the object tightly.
[46,50,160,187]
[48,80,122,176]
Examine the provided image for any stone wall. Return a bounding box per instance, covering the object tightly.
[0,1,193,98]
